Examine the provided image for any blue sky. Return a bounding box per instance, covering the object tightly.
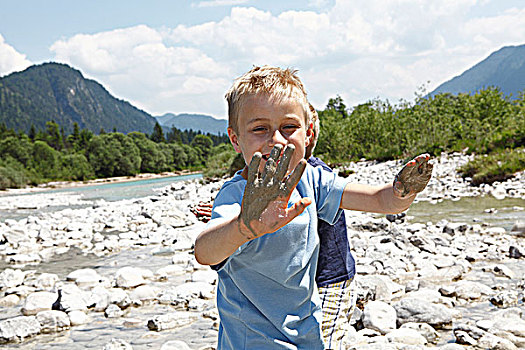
[1,0,524,119]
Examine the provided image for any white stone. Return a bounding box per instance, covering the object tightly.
[0,316,41,343]
[55,284,88,312]
[0,268,26,289]
[115,266,151,288]
[66,268,103,288]
[102,338,133,350]
[36,310,70,333]
[109,288,131,309]
[130,285,159,303]
[32,273,59,291]
[147,312,197,331]
[155,265,185,279]
[68,310,89,326]
[386,328,427,345]
[363,300,397,334]
[0,294,20,307]
[191,270,217,284]
[21,291,58,316]
[105,304,124,318]
[160,340,192,350]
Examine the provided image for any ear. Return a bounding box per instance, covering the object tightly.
[305,121,314,148]
[227,127,242,153]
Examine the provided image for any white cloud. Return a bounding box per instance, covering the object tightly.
[194,0,249,8]
[0,34,32,77]
[464,7,525,48]
[48,1,525,118]
[50,25,231,117]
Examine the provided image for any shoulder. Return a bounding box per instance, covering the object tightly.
[307,157,333,172]
[215,173,246,202]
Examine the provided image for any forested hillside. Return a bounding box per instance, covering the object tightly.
[429,44,525,98]
[0,62,157,134]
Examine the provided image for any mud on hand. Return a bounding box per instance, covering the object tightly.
[239,144,309,239]
[393,153,433,198]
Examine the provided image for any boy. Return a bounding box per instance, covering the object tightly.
[192,105,355,349]
[194,66,432,349]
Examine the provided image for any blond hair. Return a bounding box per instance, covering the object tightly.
[225,66,310,133]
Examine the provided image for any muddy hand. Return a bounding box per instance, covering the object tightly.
[239,144,310,239]
[393,153,433,198]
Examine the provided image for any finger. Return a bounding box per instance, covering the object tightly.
[415,154,430,174]
[283,197,312,222]
[247,152,262,184]
[282,158,307,195]
[262,145,282,183]
[393,179,406,195]
[262,158,277,186]
[275,144,295,181]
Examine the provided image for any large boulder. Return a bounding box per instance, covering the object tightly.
[362,301,397,334]
[36,310,70,333]
[21,291,58,316]
[0,316,41,344]
[393,297,454,329]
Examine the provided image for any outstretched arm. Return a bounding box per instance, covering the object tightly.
[194,144,311,266]
[341,154,433,214]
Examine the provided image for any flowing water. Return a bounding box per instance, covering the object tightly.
[0,174,202,222]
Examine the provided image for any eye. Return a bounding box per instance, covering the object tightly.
[252,126,267,133]
[282,124,300,132]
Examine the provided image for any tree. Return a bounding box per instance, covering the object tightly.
[58,153,94,180]
[150,122,166,143]
[87,133,141,177]
[45,121,63,150]
[129,132,167,173]
[326,95,348,118]
[0,136,33,166]
[166,126,182,143]
[191,134,213,162]
[32,140,59,178]
[28,124,36,141]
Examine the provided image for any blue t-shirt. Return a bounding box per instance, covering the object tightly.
[208,164,349,349]
[308,157,356,287]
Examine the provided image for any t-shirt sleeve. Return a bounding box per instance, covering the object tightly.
[309,165,349,225]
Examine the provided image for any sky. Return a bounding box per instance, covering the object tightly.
[0,0,524,119]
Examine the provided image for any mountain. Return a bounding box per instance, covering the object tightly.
[429,44,525,98]
[155,113,228,135]
[0,62,156,134]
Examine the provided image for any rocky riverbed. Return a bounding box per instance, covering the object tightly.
[0,152,524,349]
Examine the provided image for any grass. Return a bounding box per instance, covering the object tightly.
[458,148,525,185]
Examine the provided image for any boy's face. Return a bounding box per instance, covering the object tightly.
[228,93,312,174]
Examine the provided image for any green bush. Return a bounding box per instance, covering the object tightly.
[203,144,238,179]
[87,133,141,177]
[0,157,30,189]
[316,87,524,163]
[58,153,94,181]
[458,148,525,185]
[31,140,60,179]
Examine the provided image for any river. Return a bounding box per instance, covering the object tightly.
[0,174,202,222]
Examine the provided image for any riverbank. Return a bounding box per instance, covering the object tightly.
[0,152,524,349]
[0,170,202,196]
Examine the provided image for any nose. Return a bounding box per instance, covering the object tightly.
[269,129,286,147]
